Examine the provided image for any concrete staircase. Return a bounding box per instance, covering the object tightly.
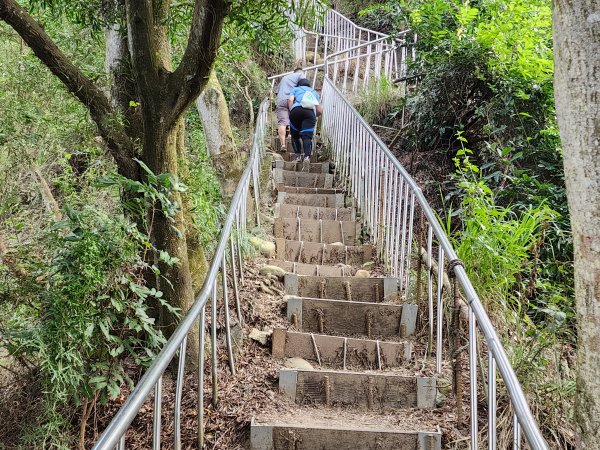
[250,141,442,450]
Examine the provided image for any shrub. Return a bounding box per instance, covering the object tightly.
[2,206,172,447]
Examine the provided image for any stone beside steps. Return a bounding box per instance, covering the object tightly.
[250,138,439,449]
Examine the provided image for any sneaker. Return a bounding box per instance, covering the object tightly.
[294,154,302,162]
[280,144,287,153]
[303,156,311,163]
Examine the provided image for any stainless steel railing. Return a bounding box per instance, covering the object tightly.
[294,9,395,65]
[92,98,270,450]
[271,33,411,95]
[321,75,549,450]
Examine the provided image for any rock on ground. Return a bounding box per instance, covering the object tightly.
[283,357,314,370]
[259,264,287,279]
[250,236,276,258]
[249,327,272,345]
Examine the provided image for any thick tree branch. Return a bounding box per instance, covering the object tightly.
[124,0,164,115]
[0,0,138,180]
[167,0,229,125]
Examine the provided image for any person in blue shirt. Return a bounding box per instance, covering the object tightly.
[287,79,323,162]
[274,68,304,152]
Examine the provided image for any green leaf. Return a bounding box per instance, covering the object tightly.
[84,323,95,338]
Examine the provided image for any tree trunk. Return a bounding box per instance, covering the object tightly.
[143,123,199,354]
[553,1,600,448]
[196,70,243,196]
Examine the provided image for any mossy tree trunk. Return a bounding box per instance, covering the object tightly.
[196,69,243,196]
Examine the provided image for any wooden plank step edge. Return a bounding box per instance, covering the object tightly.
[286,296,418,337]
[276,191,347,208]
[271,329,413,368]
[273,204,356,221]
[273,159,330,173]
[274,217,360,245]
[278,368,437,409]
[267,260,354,277]
[276,184,345,195]
[284,273,399,302]
[250,418,441,450]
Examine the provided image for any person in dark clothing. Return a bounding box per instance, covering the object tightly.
[287,79,323,162]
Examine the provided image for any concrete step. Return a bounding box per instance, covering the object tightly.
[251,414,441,450]
[273,159,330,173]
[270,139,320,159]
[274,204,356,221]
[267,260,355,277]
[276,184,344,195]
[284,274,398,302]
[274,218,360,245]
[277,149,319,163]
[275,239,373,266]
[277,192,346,208]
[286,297,417,338]
[273,169,333,189]
[272,329,413,369]
[279,368,437,409]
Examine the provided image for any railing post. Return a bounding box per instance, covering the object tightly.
[489,353,497,450]
[470,308,478,449]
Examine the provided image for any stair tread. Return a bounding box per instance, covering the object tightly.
[267,259,357,277]
[286,297,417,338]
[275,239,373,266]
[278,367,437,410]
[252,406,441,433]
[277,151,319,162]
[274,160,330,173]
[276,185,344,194]
[274,217,359,245]
[251,406,441,450]
[276,238,371,250]
[277,192,346,208]
[284,275,398,303]
[274,203,355,221]
[273,169,333,189]
[272,328,414,369]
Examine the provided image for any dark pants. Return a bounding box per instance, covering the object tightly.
[289,107,317,158]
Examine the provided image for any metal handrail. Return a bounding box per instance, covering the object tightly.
[321,74,549,449]
[292,8,410,78]
[268,34,390,80]
[271,33,408,93]
[324,9,389,40]
[92,99,270,450]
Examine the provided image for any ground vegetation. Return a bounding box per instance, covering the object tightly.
[350,0,574,447]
